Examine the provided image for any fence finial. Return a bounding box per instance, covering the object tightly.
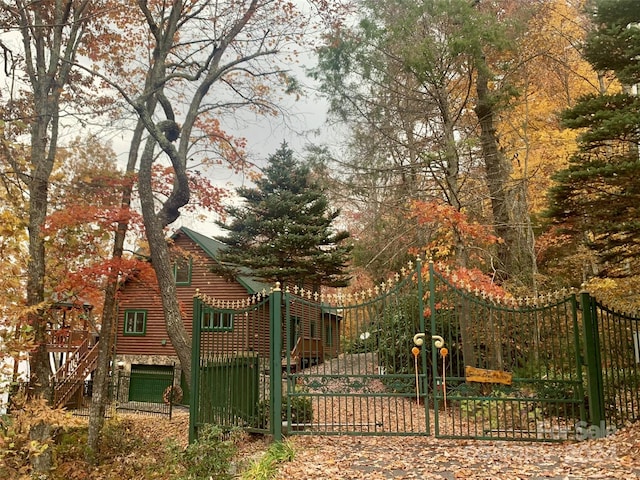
[274,281,281,292]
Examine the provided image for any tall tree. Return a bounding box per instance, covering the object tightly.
[78,4,352,456]
[0,1,115,472]
[312,0,478,278]
[312,0,539,284]
[1,0,354,464]
[546,0,640,282]
[215,143,352,289]
[99,0,349,387]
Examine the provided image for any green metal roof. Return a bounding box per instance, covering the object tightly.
[175,227,270,295]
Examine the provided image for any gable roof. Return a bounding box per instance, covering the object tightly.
[175,227,270,295]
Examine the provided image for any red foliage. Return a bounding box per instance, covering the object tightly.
[410,200,508,299]
[429,262,511,301]
[410,200,501,258]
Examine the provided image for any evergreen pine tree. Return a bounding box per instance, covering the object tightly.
[547,0,640,278]
[215,143,352,288]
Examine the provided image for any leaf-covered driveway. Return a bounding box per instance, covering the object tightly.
[275,423,640,479]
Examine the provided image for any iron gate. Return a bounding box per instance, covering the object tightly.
[426,267,586,441]
[190,260,640,442]
[189,291,274,441]
[282,261,430,436]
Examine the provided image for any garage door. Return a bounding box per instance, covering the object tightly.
[128,364,174,403]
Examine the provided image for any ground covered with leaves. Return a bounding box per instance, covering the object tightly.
[84,410,270,480]
[1,407,270,480]
[4,406,639,479]
[275,422,640,479]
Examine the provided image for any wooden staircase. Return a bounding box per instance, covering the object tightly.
[282,336,324,372]
[50,332,99,408]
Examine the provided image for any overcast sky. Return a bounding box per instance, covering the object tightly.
[0,10,346,239]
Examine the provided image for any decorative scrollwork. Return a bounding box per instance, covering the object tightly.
[297,375,382,394]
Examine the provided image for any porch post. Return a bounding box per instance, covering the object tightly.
[270,284,283,441]
[580,291,605,428]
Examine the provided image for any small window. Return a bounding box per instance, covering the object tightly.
[124,310,147,336]
[201,308,233,331]
[310,321,318,339]
[174,256,192,285]
[324,322,333,347]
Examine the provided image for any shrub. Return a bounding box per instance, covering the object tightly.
[171,424,238,480]
[254,391,313,430]
[241,440,295,480]
[376,295,422,393]
[286,394,313,426]
[0,398,83,479]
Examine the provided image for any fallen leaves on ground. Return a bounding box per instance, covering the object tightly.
[82,407,640,479]
[87,409,270,480]
[275,421,640,479]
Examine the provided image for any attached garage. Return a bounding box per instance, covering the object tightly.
[128,364,174,403]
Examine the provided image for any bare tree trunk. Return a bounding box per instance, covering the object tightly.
[11,3,91,472]
[86,122,145,461]
[138,131,193,383]
[26,107,56,403]
[435,87,478,366]
[128,0,263,387]
[26,119,56,473]
[475,58,518,282]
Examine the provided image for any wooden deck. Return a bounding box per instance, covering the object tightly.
[283,336,324,372]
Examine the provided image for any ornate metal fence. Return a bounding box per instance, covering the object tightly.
[189,260,640,442]
[66,366,177,418]
[189,292,274,442]
[282,263,430,436]
[587,297,640,433]
[427,267,586,441]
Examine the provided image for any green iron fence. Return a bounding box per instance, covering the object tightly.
[282,264,429,436]
[64,366,177,418]
[428,266,586,441]
[113,367,176,417]
[189,291,274,442]
[587,296,640,434]
[189,260,640,442]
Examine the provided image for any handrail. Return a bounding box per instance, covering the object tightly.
[48,328,89,348]
[52,336,90,383]
[52,341,99,408]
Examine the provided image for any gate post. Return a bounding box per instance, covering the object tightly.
[189,297,203,443]
[416,258,430,431]
[270,284,283,442]
[428,260,439,430]
[580,291,605,428]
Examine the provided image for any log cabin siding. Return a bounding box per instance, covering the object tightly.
[116,231,261,357]
[116,227,337,365]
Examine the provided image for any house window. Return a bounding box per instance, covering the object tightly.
[324,322,333,347]
[201,308,233,331]
[174,256,192,285]
[310,321,318,339]
[124,310,147,336]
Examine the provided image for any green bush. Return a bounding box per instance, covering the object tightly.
[254,391,313,430]
[171,424,238,480]
[345,330,378,354]
[371,292,469,395]
[376,295,422,393]
[241,440,295,480]
[286,394,313,426]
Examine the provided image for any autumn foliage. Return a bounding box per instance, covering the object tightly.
[408,200,509,299]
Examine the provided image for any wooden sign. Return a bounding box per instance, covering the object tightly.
[465,366,513,385]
